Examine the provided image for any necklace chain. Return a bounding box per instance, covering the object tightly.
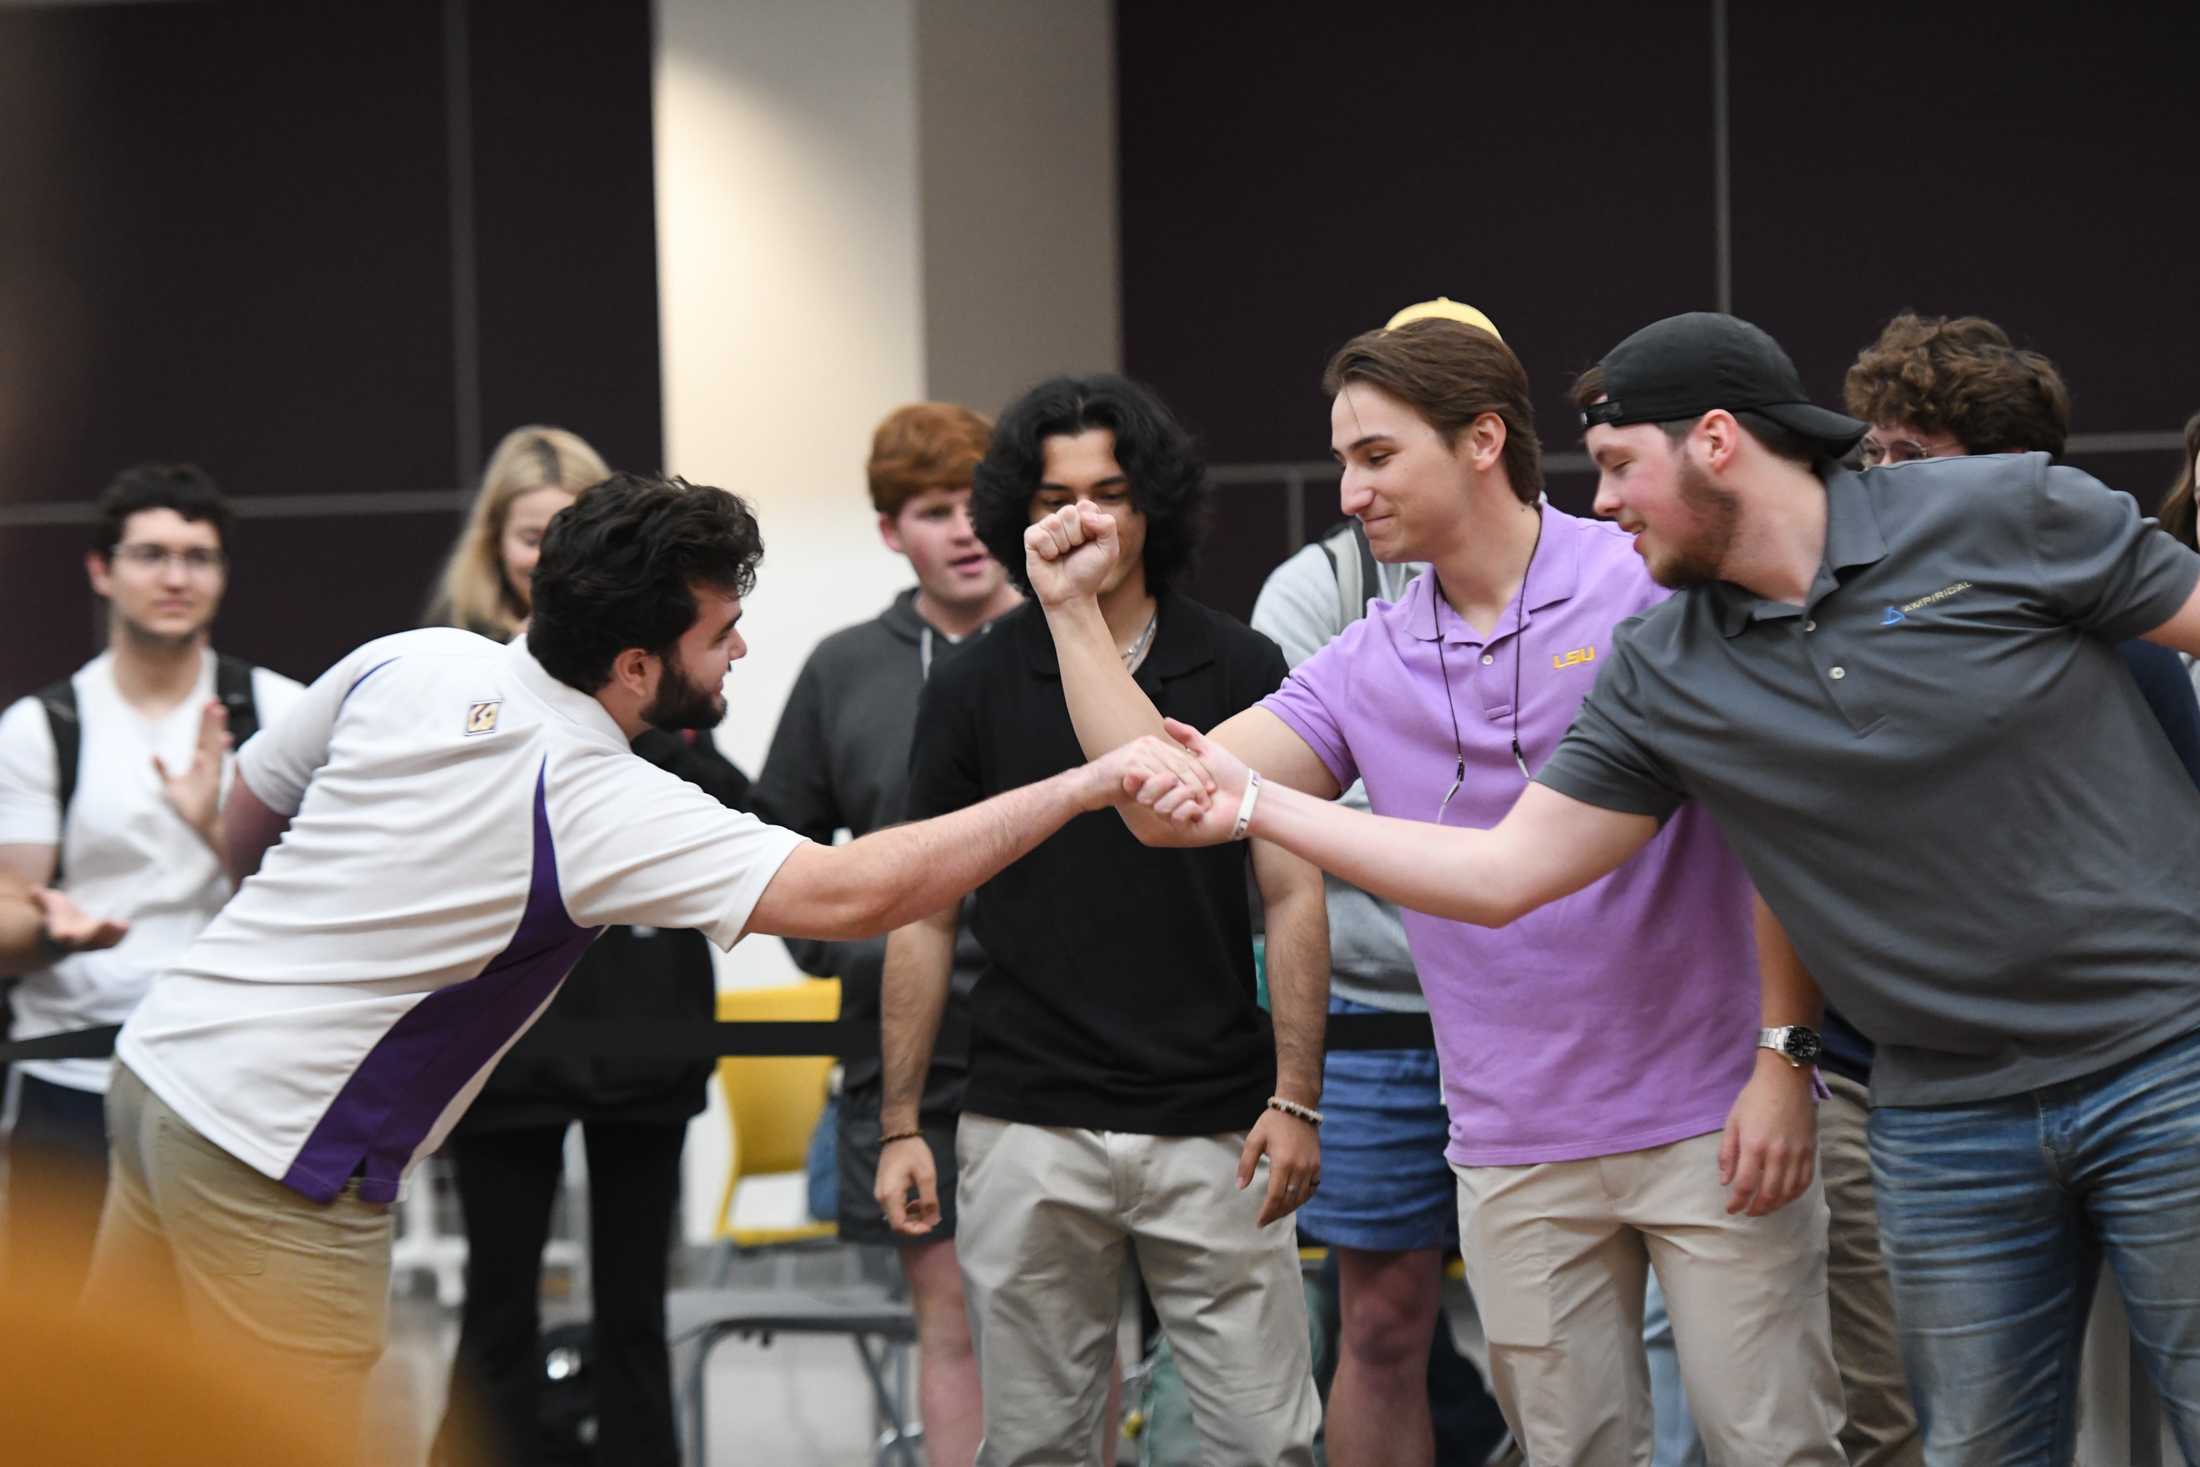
[1121,606,1160,672]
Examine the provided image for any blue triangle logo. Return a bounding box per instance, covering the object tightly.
[1882,606,1906,626]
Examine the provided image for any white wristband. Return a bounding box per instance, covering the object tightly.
[1231,769,1264,841]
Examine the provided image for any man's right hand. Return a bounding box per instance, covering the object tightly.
[875,1135,941,1235]
[31,887,128,955]
[1022,504,1119,608]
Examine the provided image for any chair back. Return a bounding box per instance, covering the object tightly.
[713,978,841,1239]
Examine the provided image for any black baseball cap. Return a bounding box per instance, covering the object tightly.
[1581,312,1867,457]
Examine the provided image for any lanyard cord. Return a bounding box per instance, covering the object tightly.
[1433,510,1543,820]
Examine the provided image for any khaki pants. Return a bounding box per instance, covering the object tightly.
[955,1113,1321,1466]
[1454,1129,1844,1466]
[1817,1073,1923,1467]
[81,1063,394,1460]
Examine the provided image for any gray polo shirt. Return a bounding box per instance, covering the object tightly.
[1537,453,2200,1106]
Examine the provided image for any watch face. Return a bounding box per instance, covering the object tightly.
[1785,1028,1824,1063]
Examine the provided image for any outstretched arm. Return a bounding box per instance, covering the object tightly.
[742,734,1205,942]
[1156,720,1658,928]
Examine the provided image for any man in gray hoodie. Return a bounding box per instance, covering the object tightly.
[753,401,1019,1466]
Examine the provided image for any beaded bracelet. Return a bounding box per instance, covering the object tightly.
[1266,1095,1323,1127]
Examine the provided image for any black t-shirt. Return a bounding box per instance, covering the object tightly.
[905,595,1289,1134]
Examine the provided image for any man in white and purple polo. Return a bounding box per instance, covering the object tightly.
[80,473,1191,1457]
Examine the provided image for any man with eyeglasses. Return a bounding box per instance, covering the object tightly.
[1023,313,1844,1464]
[0,463,302,1298]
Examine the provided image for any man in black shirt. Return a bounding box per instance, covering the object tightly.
[754,402,1019,1464]
[875,374,1328,1465]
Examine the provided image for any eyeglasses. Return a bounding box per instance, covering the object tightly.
[1858,436,1939,468]
[111,544,227,574]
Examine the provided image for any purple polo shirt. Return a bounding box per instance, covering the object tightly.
[1262,504,1759,1166]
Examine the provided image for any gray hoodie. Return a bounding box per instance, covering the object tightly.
[753,589,999,1102]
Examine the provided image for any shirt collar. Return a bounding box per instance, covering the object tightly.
[1711,468,1889,638]
[1019,591,1217,682]
[1407,501,1583,646]
[506,635,631,749]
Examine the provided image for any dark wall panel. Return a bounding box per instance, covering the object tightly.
[1728,3,2200,438]
[0,0,456,505]
[469,0,664,475]
[0,0,661,694]
[1120,2,2200,621]
[1117,0,1718,616]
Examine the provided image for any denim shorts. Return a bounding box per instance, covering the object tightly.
[1296,995,1456,1252]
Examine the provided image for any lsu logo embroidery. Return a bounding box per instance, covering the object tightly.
[1552,646,1597,670]
[465,701,502,736]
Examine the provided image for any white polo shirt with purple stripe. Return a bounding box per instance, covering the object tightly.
[116,628,806,1204]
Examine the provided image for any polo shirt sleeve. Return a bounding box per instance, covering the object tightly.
[235,645,386,816]
[0,696,60,847]
[2032,463,2200,640]
[1260,637,1361,794]
[1531,630,1687,820]
[904,653,985,823]
[556,758,807,949]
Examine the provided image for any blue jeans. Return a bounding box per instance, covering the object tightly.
[1869,1025,2200,1466]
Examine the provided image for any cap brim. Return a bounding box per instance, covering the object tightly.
[1756,401,1868,455]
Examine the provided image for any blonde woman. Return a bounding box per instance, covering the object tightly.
[425,426,610,636]
[426,427,753,1467]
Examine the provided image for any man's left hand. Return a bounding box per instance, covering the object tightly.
[1238,1107,1320,1227]
[1719,1053,1816,1216]
[153,699,231,847]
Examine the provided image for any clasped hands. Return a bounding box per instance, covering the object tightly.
[1091,721,1250,845]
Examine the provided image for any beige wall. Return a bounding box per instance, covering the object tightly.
[654,0,1116,1241]
[916,0,1119,416]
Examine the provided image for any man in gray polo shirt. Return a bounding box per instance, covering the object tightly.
[1137,312,2200,1466]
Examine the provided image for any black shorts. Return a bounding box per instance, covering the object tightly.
[834,1078,964,1246]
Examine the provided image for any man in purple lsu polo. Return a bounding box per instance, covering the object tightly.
[1024,318,1843,1463]
[78,474,1198,1457]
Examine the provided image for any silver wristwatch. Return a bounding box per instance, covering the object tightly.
[1757,1025,1823,1068]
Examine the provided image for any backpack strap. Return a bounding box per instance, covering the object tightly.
[1316,519,1373,628]
[37,679,80,886]
[1351,519,1379,615]
[214,654,261,748]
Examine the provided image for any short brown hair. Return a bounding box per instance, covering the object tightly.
[1323,319,1542,503]
[1843,312,2070,457]
[867,402,992,517]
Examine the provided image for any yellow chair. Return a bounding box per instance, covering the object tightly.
[670,978,921,1466]
[712,977,842,1248]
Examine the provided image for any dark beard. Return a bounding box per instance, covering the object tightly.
[642,659,726,731]
[1650,455,1742,588]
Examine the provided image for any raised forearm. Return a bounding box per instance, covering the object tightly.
[880,914,956,1134]
[1044,597,1169,757]
[1255,844,1329,1105]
